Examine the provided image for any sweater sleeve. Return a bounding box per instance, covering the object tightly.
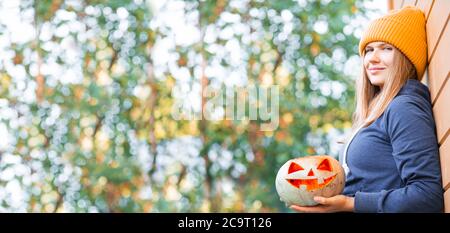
[354,96,444,213]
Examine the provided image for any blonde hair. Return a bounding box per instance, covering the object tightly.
[352,47,417,130]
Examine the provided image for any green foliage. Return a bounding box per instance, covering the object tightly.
[0,0,379,212]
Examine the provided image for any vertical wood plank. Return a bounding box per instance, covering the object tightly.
[445,189,450,213]
[421,68,429,86]
[432,79,450,145]
[416,0,434,20]
[440,136,450,191]
[393,0,404,9]
[426,0,450,61]
[428,23,450,103]
[402,0,417,7]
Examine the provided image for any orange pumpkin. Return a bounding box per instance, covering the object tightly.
[275,155,345,206]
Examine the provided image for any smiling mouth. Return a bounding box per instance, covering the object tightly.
[286,174,337,191]
[368,68,385,72]
[368,69,385,75]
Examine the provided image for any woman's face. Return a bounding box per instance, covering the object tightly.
[363,41,395,88]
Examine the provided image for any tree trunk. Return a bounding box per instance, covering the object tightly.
[148,62,158,178]
[199,54,215,211]
[33,1,44,104]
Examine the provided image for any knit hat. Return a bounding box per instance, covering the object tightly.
[359,6,428,80]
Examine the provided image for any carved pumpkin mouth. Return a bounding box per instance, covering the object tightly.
[286,174,337,191]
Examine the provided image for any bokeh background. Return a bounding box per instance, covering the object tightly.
[0,0,385,212]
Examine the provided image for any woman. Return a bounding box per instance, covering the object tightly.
[291,6,444,213]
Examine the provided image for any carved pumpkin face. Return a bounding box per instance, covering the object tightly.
[275,155,345,207]
[285,158,337,191]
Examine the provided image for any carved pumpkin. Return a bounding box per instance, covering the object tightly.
[275,155,345,206]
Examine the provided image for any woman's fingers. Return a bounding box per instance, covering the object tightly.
[289,205,329,213]
[313,196,327,205]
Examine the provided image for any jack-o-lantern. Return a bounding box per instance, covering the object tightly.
[275,155,345,206]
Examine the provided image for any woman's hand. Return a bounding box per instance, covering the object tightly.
[290,195,354,213]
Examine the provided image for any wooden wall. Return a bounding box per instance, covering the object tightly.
[388,0,450,213]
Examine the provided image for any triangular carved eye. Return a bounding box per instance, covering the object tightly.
[317,159,332,171]
[288,162,304,174]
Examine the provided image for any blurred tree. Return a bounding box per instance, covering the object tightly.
[0,0,378,212]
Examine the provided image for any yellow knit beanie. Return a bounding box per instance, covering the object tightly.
[359,6,428,80]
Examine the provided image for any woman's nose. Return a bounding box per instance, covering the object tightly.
[368,49,380,63]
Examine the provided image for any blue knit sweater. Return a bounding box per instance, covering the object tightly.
[342,79,444,213]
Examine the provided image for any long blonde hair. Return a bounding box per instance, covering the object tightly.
[352,47,417,130]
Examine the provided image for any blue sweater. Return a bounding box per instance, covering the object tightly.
[342,79,444,213]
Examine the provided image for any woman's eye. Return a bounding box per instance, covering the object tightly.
[365,49,373,53]
[384,47,393,50]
